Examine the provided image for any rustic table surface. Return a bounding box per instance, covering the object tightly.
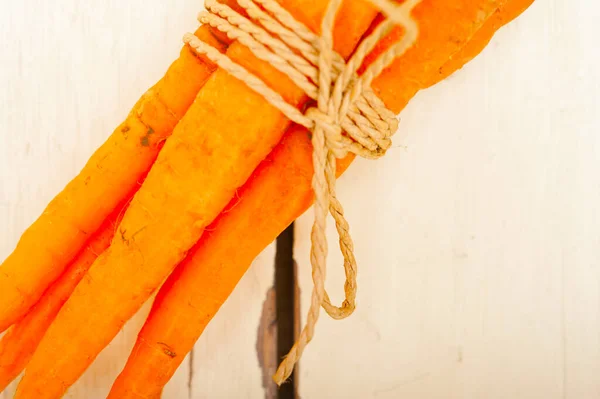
[1,1,598,398]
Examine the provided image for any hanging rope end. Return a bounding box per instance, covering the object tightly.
[272,363,293,386]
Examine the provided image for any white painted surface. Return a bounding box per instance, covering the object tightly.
[295,1,600,398]
[0,0,598,399]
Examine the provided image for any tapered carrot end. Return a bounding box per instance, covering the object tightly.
[0,274,28,334]
[0,325,31,392]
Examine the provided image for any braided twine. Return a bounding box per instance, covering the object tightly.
[185,0,421,385]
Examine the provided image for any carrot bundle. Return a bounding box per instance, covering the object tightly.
[0,25,226,333]
[0,0,535,396]
[14,1,384,397]
[107,0,535,396]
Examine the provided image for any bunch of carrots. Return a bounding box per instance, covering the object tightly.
[0,0,534,397]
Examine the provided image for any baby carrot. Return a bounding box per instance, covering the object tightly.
[108,0,535,396]
[14,1,383,398]
[0,24,226,332]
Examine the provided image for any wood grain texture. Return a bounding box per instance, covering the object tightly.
[1,0,598,398]
[294,1,600,398]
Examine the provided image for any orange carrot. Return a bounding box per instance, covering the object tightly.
[0,193,134,392]
[107,0,535,396]
[429,0,536,86]
[0,25,226,333]
[108,125,351,399]
[14,1,383,397]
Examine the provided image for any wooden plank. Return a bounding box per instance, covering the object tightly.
[2,0,599,398]
[294,1,600,398]
[0,1,266,398]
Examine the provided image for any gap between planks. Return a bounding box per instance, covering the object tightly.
[257,223,299,399]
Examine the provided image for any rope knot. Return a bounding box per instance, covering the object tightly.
[185,0,422,386]
[304,107,347,158]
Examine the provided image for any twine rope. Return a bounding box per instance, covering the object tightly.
[185,0,421,385]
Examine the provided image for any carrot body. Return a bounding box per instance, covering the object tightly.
[0,203,125,392]
[430,0,536,85]
[0,26,226,333]
[15,1,383,398]
[108,0,534,396]
[108,125,352,399]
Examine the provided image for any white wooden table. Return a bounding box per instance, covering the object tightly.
[1,1,599,398]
